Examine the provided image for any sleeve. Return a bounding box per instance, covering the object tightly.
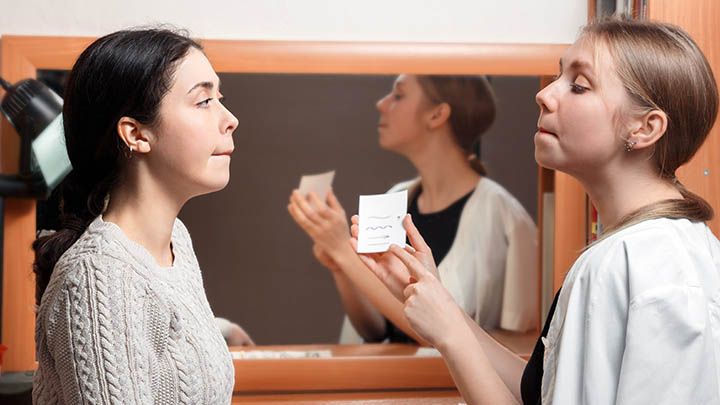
[551,234,720,405]
[215,317,233,340]
[548,245,631,405]
[39,258,151,405]
[499,198,539,332]
[615,285,718,403]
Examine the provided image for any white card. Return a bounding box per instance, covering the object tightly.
[298,170,335,200]
[356,190,407,253]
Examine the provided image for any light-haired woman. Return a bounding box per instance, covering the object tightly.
[356,19,720,404]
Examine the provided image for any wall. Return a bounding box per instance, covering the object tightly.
[0,0,586,43]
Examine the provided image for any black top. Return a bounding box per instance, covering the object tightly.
[520,288,561,405]
[383,186,474,343]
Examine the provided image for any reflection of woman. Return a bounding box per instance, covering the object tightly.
[288,74,538,343]
[356,20,720,404]
[32,29,239,403]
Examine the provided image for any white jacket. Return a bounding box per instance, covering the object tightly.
[388,177,539,332]
[542,218,720,404]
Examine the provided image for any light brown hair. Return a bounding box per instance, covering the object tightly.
[583,18,718,235]
[415,75,497,175]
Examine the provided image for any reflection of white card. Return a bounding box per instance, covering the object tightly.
[356,190,407,253]
[298,170,335,200]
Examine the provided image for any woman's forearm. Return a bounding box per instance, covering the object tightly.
[437,323,521,405]
[332,270,386,341]
[458,313,527,401]
[332,248,429,345]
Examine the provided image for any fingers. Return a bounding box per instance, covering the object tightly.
[388,244,430,280]
[403,281,418,299]
[351,215,359,225]
[308,192,332,219]
[287,201,312,232]
[290,190,319,220]
[350,223,359,239]
[403,214,432,254]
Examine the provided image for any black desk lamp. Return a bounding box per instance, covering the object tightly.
[0,76,71,351]
[0,76,71,198]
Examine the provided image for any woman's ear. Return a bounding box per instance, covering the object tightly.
[117,117,152,154]
[426,102,451,131]
[627,109,668,150]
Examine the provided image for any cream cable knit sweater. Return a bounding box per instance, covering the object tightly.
[33,216,234,404]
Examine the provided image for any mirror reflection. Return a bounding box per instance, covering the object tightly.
[37,71,541,345]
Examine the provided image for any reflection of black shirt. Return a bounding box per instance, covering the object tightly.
[383,187,474,343]
[520,288,561,404]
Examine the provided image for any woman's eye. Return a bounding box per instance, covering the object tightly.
[393,93,404,100]
[570,83,588,94]
[197,98,213,107]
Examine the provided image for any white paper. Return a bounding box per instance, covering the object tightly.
[356,190,407,253]
[298,170,335,200]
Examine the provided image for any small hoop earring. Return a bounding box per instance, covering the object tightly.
[124,144,134,159]
[624,140,637,152]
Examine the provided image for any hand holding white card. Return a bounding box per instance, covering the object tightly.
[356,190,408,253]
[298,170,335,200]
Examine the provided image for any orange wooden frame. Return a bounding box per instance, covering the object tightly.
[0,35,571,372]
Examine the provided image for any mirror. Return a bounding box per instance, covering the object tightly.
[37,70,541,345]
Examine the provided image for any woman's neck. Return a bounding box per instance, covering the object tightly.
[405,135,480,213]
[580,162,682,231]
[103,175,185,268]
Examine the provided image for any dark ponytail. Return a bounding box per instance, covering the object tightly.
[32,28,202,305]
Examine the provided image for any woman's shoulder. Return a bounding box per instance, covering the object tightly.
[386,178,420,194]
[466,177,537,231]
[55,220,132,274]
[570,218,717,301]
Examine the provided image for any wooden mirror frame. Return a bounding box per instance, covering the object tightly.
[1,36,583,371]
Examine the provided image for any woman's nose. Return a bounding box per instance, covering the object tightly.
[376,94,389,112]
[535,81,557,113]
[222,105,239,135]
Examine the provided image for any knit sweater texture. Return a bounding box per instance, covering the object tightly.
[33,216,234,404]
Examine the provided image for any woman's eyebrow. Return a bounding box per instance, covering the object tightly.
[570,60,594,75]
[187,79,222,94]
[187,81,213,94]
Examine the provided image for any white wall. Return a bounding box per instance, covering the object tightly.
[0,0,586,43]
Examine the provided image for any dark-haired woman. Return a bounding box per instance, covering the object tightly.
[288,75,538,344]
[32,29,238,404]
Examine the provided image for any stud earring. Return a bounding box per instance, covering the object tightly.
[624,140,637,152]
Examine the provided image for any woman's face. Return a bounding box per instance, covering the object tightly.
[148,48,239,199]
[375,74,432,153]
[535,37,631,180]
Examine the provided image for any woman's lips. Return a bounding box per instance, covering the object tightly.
[537,126,557,137]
